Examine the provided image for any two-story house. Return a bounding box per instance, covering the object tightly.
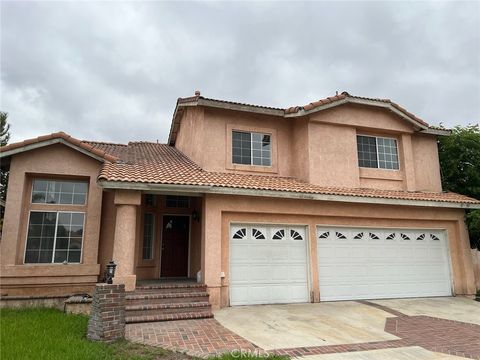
[1,91,479,319]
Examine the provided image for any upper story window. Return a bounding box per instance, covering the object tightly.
[232,131,271,166]
[357,135,399,170]
[32,179,88,205]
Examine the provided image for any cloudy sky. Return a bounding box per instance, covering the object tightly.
[1,1,479,144]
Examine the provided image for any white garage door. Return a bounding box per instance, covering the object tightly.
[230,224,309,305]
[317,226,452,301]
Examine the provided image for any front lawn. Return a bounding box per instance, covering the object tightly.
[0,307,190,360]
[1,308,288,360]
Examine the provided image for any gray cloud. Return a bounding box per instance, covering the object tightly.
[1,1,479,144]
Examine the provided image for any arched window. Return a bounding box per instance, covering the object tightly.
[232,228,247,239]
[400,233,411,241]
[252,228,266,239]
[291,230,303,240]
[318,231,329,239]
[354,232,364,240]
[430,234,440,241]
[272,229,285,240]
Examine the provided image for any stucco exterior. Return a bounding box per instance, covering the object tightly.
[174,103,443,193]
[0,144,103,296]
[0,94,478,308]
[201,193,476,308]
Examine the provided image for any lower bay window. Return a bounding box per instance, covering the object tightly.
[24,178,88,264]
[24,211,85,264]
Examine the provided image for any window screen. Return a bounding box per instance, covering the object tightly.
[232,131,271,166]
[357,135,399,170]
[25,211,84,263]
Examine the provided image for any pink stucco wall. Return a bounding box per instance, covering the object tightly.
[0,144,103,296]
[174,103,443,192]
[201,193,475,309]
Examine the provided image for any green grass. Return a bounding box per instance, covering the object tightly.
[0,307,288,360]
[0,308,181,360]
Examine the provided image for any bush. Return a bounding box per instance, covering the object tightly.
[466,210,480,250]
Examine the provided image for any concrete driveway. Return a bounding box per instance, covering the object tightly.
[214,297,480,359]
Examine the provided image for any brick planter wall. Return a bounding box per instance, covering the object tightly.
[87,284,125,342]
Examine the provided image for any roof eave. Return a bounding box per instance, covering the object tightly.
[0,138,108,163]
[168,97,285,145]
[197,98,285,117]
[420,128,452,136]
[97,180,480,209]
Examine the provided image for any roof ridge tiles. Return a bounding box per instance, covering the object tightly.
[83,140,128,146]
[0,131,119,163]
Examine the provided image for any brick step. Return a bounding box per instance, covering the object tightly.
[125,302,211,317]
[125,292,209,306]
[125,310,213,324]
[133,284,207,294]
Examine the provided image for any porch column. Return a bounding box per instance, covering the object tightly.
[112,190,141,291]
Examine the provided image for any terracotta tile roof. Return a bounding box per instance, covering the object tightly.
[95,141,479,205]
[286,93,348,113]
[285,92,430,128]
[177,94,284,111]
[169,91,449,145]
[0,132,118,162]
[1,134,475,205]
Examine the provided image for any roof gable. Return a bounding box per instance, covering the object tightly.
[308,102,416,134]
[0,132,118,163]
[168,92,450,144]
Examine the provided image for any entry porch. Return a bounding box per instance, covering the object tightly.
[105,190,203,293]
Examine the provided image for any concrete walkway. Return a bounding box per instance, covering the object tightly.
[214,301,398,350]
[300,346,466,360]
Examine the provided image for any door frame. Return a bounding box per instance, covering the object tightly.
[160,214,192,278]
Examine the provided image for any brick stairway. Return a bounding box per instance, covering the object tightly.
[125,282,213,324]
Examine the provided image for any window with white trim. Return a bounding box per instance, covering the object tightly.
[32,179,88,205]
[232,131,271,166]
[357,135,399,170]
[25,211,84,263]
[24,178,87,264]
[142,213,155,260]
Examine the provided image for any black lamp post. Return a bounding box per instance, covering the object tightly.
[105,261,117,284]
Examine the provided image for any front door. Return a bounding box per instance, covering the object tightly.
[161,215,189,277]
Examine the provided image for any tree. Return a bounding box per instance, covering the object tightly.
[0,111,10,201]
[438,124,480,249]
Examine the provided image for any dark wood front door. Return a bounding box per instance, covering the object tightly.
[161,215,189,277]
